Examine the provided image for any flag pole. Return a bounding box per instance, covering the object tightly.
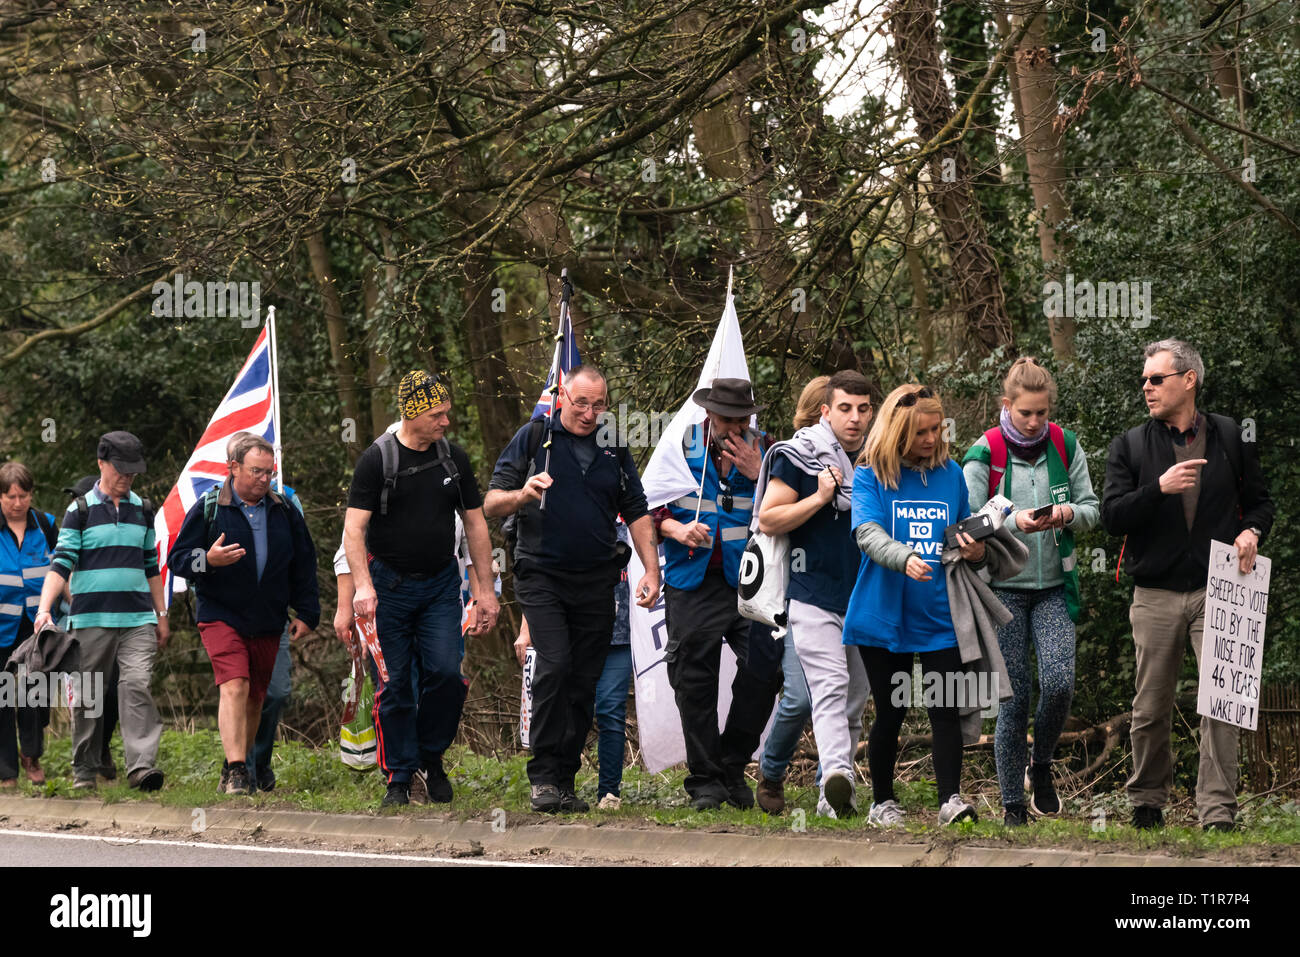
[266,305,285,493]
[539,268,573,512]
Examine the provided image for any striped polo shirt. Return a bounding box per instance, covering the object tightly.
[50,485,160,630]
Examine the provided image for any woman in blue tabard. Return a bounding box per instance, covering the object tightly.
[843,385,987,827]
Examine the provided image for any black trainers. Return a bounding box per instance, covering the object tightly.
[381,781,410,807]
[427,767,453,804]
[1203,820,1237,833]
[690,787,727,811]
[254,765,275,792]
[1003,802,1030,827]
[558,788,589,813]
[128,767,165,792]
[1028,762,1059,816]
[530,784,562,813]
[1132,805,1164,829]
[724,780,755,810]
[224,763,251,795]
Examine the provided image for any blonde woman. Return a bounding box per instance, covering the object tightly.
[843,385,986,827]
[963,358,1099,826]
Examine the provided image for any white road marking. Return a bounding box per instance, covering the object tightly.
[0,828,559,867]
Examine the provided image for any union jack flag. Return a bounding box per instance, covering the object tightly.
[155,326,277,603]
[529,308,581,421]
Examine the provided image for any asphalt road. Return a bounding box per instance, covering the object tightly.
[0,828,549,867]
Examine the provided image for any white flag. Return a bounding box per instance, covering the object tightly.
[630,290,771,773]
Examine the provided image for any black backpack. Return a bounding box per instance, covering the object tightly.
[374,430,464,517]
[75,493,155,531]
[29,509,58,551]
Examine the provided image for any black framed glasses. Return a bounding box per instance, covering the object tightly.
[1138,369,1186,388]
[897,387,934,408]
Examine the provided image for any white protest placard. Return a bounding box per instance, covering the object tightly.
[519,644,535,748]
[1196,540,1270,731]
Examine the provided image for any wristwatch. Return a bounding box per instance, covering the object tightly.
[1247,527,1262,539]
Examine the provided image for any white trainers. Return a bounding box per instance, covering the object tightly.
[597,793,622,810]
[823,770,855,818]
[938,793,978,826]
[868,799,907,828]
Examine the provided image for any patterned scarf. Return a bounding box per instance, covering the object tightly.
[999,405,1049,462]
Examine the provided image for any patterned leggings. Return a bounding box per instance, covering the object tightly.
[993,586,1075,806]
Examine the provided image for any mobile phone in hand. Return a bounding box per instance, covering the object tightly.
[1031,503,1054,520]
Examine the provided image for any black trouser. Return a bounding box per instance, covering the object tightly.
[515,561,619,789]
[0,631,47,781]
[664,568,782,800]
[859,644,964,805]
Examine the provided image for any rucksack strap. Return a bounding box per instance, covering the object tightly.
[983,427,1008,499]
[377,430,465,517]
[31,509,58,551]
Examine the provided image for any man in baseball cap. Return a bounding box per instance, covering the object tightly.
[33,430,168,791]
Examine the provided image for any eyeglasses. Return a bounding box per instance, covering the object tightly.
[896,387,934,408]
[240,465,277,479]
[562,386,608,414]
[1138,369,1186,388]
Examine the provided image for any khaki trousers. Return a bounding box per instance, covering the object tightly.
[1127,586,1239,825]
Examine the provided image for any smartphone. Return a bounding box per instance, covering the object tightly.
[1031,503,1054,520]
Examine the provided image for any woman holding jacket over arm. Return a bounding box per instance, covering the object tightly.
[843,385,987,828]
[962,358,1099,826]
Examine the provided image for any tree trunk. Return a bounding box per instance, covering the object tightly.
[460,252,524,462]
[999,3,1073,358]
[891,0,1014,355]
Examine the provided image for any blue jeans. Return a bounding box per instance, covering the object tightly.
[760,626,816,784]
[594,644,633,798]
[370,558,466,785]
[248,625,292,772]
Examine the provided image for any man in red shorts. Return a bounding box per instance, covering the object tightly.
[168,434,319,794]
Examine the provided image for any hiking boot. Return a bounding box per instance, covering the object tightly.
[559,788,590,813]
[72,777,97,792]
[1132,806,1164,830]
[1203,820,1237,833]
[254,765,276,792]
[219,761,231,794]
[99,764,117,782]
[20,754,45,785]
[1028,762,1059,816]
[530,784,562,813]
[823,770,854,818]
[381,782,410,807]
[756,776,785,815]
[1003,802,1030,827]
[868,799,907,828]
[597,793,622,810]
[128,767,164,792]
[427,767,454,804]
[724,780,754,810]
[938,794,978,826]
[223,764,250,796]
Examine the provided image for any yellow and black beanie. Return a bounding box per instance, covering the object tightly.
[397,370,451,419]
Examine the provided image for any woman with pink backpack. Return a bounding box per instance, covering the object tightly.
[962,358,1099,827]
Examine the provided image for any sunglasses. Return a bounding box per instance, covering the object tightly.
[1138,369,1186,388]
[896,387,934,408]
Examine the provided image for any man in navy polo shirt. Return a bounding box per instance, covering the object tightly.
[756,370,873,817]
[486,365,659,814]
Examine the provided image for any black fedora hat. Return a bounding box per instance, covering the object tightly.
[692,377,765,417]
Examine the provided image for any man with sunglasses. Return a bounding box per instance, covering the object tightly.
[486,365,659,813]
[169,433,320,795]
[1102,338,1274,832]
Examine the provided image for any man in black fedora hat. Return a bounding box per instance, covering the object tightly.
[651,377,782,810]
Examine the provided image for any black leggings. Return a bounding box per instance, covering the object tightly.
[859,645,964,806]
